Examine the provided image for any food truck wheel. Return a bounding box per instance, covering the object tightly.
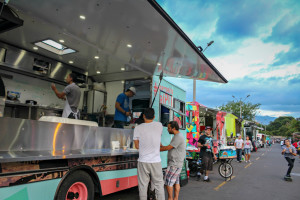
[218,163,233,178]
[56,170,95,200]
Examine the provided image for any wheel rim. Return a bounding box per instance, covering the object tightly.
[220,163,233,178]
[66,182,88,200]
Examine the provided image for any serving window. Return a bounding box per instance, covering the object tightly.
[159,90,185,129]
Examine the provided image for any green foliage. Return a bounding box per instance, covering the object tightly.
[266,116,300,137]
[218,100,261,121]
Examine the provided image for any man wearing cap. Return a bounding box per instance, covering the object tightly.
[113,87,136,128]
[198,126,217,182]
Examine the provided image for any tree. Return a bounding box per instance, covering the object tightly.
[266,116,300,137]
[217,100,261,120]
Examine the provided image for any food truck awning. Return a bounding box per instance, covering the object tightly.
[0,0,227,83]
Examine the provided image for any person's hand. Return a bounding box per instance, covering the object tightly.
[125,111,131,117]
[214,155,217,160]
[51,83,56,90]
[289,149,293,153]
[282,148,286,152]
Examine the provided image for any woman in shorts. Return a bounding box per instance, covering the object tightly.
[244,136,253,163]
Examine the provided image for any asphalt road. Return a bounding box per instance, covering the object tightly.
[101,144,300,200]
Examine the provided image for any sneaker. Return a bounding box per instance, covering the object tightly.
[245,160,248,163]
[203,178,210,182]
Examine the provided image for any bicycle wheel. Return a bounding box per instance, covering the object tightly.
[189,163,198,177]
[218,163,233,178]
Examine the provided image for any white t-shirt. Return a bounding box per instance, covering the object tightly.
[235,139,244,149]
[133,121,163,163]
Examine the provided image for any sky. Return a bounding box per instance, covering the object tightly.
[157,0,300,119]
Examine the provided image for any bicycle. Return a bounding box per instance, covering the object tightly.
[188,151,234,180]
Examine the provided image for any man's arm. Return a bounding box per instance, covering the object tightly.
[115,102,131,116]
[134,140,139,149]
[51,84,66,99]
[160,144,174,152]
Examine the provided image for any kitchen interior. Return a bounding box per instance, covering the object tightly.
[0,42,149,127]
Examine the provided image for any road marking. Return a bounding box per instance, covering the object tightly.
[214,176,236,191]
[262,153,265,156]
[245,163,252,168]
[256,157,260,160]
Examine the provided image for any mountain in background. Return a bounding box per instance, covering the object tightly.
[255,116,277,125]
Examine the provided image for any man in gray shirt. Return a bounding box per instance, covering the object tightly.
[51,73,81,119]
[281,139,297,179]
[160,121,185,200]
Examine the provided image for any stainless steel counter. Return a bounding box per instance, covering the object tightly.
[0,117,138,163]
[4,100,63,119]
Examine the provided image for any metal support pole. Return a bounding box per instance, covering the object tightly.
[193,79,196,102]
[240,100,242,119]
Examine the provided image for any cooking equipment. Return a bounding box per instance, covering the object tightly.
[25,100,37,105]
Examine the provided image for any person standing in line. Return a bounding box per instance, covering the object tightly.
[234,134,244,163]
[51,73,81,119]
[244,136,253,163]
[197,126,217,182]
[160,121,185,200]
[113,87,136,128]
[281,139,297,180]
[133,108,165,200]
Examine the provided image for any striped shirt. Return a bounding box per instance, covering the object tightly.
[133,121,163,163]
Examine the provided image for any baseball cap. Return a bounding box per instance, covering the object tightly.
[205,126,212,130]
[128,87,136,95]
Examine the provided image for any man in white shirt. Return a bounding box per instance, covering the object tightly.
[133,108,164,200]
[234,134,244,162]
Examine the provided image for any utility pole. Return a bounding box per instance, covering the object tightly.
[232,95,250,119]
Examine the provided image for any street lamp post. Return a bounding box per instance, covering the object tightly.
[193,41,214,102]
[232,95,250,119]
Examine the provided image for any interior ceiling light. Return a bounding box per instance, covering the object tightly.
[157,63,161,66]
[79,15,86,20]
[96,71,101,74]
[127,44,132,48]
[34,39,76,55]
[121,81,125,83]
[33,47,38,50]
[69,61,74,64]
[94,56,99,59]
[121,67,125,71]
[59,39,65,43]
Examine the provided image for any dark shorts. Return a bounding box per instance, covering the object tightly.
[202,153,213,171]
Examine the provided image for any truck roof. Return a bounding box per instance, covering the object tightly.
[0,0,227,83]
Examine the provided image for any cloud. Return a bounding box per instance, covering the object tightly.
[166,76,300,118]
[259,110,292,118]
[209,38,290,80]
[215,0,282,40]
[264,3,300,65]
[158,0,300,119]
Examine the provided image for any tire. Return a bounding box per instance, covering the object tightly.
[56,170,94,200]
[188,163,198,177]
[218,163,233,178]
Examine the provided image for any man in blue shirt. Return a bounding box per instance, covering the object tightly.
[113,87,136,128]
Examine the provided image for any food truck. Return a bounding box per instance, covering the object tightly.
[0,1,227,199]
[186,103,239,159]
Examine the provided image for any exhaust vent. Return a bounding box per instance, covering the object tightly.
[0,3,23,34]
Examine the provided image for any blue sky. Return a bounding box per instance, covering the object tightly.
[157,0,300,118]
